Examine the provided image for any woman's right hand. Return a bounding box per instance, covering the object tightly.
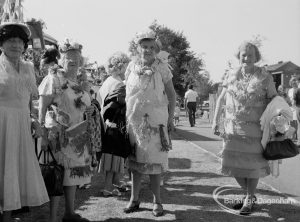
[212,121,220,136]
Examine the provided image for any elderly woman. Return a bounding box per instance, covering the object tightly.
[0,22,49,222]
[97,52,130,196]
[123,29,176,217]
[38,39,92,222]
[212,42,277,215]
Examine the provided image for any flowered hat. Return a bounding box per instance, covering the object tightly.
[59,38,82,53]
[0,21,31,39]
[134,28,157,44]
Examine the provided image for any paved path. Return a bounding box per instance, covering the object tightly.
[15,116,300,222]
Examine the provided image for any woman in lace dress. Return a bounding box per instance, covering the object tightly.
[123,29,176,217]
[212,42,277,215]
[0,22,49,222]
[38,39,92,222]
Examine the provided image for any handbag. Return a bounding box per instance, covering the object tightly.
[263,139,299,160]
[36,139,64,196]
[102,125,132,159]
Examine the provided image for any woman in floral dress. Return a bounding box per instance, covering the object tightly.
[38,39,92,222]
[0,22,49,222]
[212,42,277,215]
[123,29,176,216]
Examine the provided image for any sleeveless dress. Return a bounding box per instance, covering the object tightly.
[0,54,49,211]
[221,67,277,178]
[38,73,92,186]
[125,60,172,174]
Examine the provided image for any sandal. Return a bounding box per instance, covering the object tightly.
[111,188,122,196]
[152,203,164,217]
[101,190,113,197]
[123,200,140,213]
[113,184,128,192]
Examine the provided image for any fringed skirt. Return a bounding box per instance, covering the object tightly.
[221,135,270,178]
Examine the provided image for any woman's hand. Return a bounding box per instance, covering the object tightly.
[167,116,175,132]
[41,136,49,151]
[212,121,220,136]
[31,120,43,138]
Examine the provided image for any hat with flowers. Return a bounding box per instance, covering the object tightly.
[135,28,157,44]
[59,38,82,53]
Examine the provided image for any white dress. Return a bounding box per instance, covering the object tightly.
[125,59,172,174]
[39,73,92,186]
[0,54,49,211]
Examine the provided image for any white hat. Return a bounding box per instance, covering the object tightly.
[135,29,156,44]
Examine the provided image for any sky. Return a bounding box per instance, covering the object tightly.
[22,0,300,82]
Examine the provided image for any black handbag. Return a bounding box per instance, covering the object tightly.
[102,125,133,159]
[263,139,299,160]
[36,139,64,196]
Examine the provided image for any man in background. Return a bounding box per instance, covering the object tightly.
[184,84,198,127]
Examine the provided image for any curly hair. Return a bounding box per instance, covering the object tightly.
[107,52,130,75]
[0,25,29,50]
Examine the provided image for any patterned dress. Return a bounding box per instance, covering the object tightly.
[221,67,277,178]
[38,73,92,186]
[0,54,49,211]
[125,59,172,174]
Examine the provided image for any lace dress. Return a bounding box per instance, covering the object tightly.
[38,73,92,186]
[125,60,172,174]
[221,67,277,178]
[0,54,49,211]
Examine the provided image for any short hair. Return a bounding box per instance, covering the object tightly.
[189,85,194,90]
[235,41,261,63]
[0,25,29,50]
[289,76,298,87]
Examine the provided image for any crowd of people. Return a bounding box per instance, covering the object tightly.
[0,22,176,222]
[0,21,299,222]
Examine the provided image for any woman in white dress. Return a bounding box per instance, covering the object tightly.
[123,29,176,216]
[0,22,49,222]
[38,39,92,222]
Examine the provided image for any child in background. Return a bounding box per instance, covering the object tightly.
[174,101,181,126]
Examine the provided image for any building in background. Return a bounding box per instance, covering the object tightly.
[266,61,300,90]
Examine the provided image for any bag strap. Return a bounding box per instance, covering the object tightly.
[37,143,58,164]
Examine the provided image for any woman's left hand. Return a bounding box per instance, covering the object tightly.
[167,116,175,132]
[31,120,43,138]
